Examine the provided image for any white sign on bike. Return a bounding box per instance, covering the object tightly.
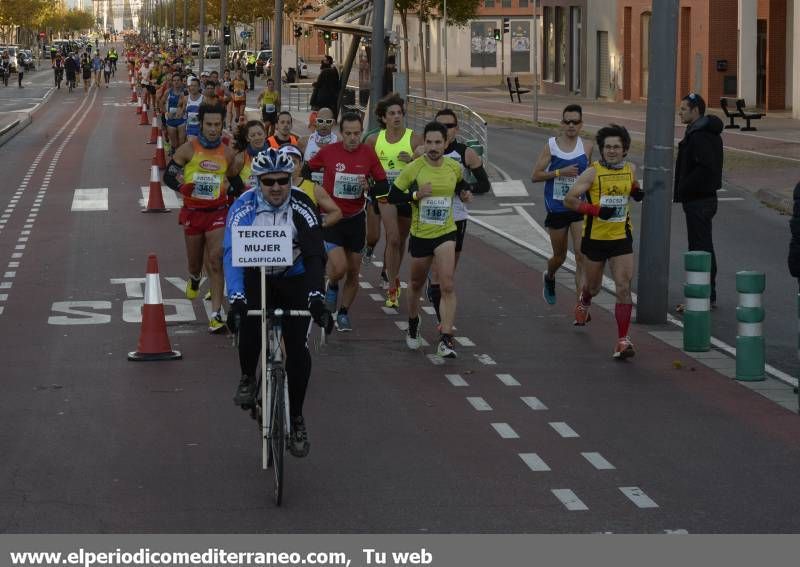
[232,227,293,267]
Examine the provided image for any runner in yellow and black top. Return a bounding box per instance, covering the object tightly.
[387,121,468,359]
[365,93,424,309]
[565,124,644,360]
[258,78,280,137]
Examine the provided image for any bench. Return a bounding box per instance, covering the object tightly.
[719,97,765,131]
[506,76,530,103]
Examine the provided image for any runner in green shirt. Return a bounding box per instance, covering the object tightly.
[387,121,470,359]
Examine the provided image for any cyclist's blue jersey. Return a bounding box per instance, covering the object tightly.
[543,137,589,214]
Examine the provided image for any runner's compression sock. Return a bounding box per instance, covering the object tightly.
[429,284,442,322]
[615,303,633,339]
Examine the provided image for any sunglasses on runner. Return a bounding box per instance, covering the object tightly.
[562,119,581,125]
[260,176,291,187]
[316,118,335,125]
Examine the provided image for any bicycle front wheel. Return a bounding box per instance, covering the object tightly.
[268,366,286,506]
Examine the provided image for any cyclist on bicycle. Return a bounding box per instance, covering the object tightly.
[53,53,65,88]
[223,148,332,458]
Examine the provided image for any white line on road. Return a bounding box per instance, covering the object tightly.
[496,373,521,386]
[491,179,529,197]
[549,422,580,438]
[381,306,397,315]
[619,487,659,509]
[581,452,616,470]
[426,354,445,365]
[454,336,475,346]
[521,396,548,410]
[475,353,497,365]
[551,489,589,511]
[359,281,373,289]
[3,272,15,278]
[491,423,519,439]
[369,293,383,301]
[422,306,437,316]
[445,373,468,387]
[466,396,492,411]
[519,453,551,472]
[71,188,109,211]
[467,208,514,215]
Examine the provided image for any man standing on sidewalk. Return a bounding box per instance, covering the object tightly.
[674,93,724,308]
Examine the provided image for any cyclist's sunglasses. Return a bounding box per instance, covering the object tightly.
[260,176,291,187]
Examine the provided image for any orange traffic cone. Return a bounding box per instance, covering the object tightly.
[148,116,158,144]
[142,164,170,213]
[139,103,149,125]
[128,254,181,361]
[152,136,167,169]
[131,86,138,103]
[136,98,142,115]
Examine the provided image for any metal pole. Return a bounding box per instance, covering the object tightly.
[636,0,680,324]
[220,0,227,74]
[183,0,187,47]
[532,13,539,125]
[368,0,387,123]
[172,0,176,42]
[199,0,205,73]
[273,0,283,86]
[443,0,448,101]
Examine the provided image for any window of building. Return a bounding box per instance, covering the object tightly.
[484,0,495,7]
[543,6,554,80]
[555,6,567,83]
[501,0,512,7]
[519,0,529,6]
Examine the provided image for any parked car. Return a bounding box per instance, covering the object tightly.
[255,49,272,76]
[19,49,35,71]
[3,46,19,72]
[204,45,220,59]
[190,42,200,56]
[297,57,309,78]
[263,57,308,80]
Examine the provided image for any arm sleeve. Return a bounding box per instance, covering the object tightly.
[227,174,245,196]
[387,184,415,204]
[163,160,183,192]
[222,205,246,302]
[371,179,389,199]
[469,164,492,194]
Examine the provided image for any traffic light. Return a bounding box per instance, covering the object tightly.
[304,28,310,38]
[323,30,331,42]
[493,28,501,41]
[503,17,510,34]
[223,25,231,45]
[294,25,302,38]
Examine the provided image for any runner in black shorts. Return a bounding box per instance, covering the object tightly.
[323,211,366,253]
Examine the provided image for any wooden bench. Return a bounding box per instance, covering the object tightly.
[719,97,765,131]
[506,76,530,103]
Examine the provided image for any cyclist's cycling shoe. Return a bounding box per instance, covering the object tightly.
[234,374,256,409]
[289,415,310,458]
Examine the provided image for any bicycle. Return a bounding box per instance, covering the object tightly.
[238,267,329,506]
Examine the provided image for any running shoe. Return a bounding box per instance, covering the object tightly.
[289,415,310,458]
[362,246,374,265]
[542,272,557,305]
[336,311,352,332]
[325,284,338,314]
[208,310,226,333]
[185,275,201,299]
[573,303,592,326]
[613,336,636,359]
[437,334,457,359]
[385,287,400,309]
[380,269,390,290]
[203,290,211,301]
[406,316,421,350]
[233,374,256,408]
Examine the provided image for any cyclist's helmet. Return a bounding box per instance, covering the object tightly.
[250,147,295,177]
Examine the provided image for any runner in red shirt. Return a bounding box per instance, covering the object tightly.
[308,111,388,332]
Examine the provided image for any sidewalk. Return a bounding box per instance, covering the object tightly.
[405,70,800,213]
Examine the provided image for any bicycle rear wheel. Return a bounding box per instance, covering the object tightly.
[268,366,286,506]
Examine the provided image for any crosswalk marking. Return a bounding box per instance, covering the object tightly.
[491,422,519,439]
[496,373,520,386]
[619,487,659,508]
[521,396,548,410]
[71,188,108,211]
[552,489,589,511]
[581,452,615,470]
[519,453,551,472]
[445,374,468,387]
[139,186,182,209]
[549,422,579,438]
[466,397,492,411]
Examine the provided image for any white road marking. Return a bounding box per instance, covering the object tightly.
[3,272,15,278]
[359,281,373,289]
[475,353,497,365]
[491,179,529,197]
[466,396,492,411]
[521,396,548,410]
[8,262,19,268]
[395,321,408,330]
[582,452,616,470]
[454,336,475,346]
[446,373,468,386]
[499,202,537,206]
[17,238,28,242]
[0,282,13,289]
[369,293,383,301]
[381,306,397,315]
[422,306,437,315]
[718,197,744,201]
[371,261,384,267]
[0,294,7,301]
[467,208,514,215]
[549,422,579,438]
[496,373,520,386]
[71,188,109,211]
[11,253,22,258]
[14,245,25,250]
[426,354,445,365]
[519,453,551,472]
[552,489,589,511]
[619,487,659,509]
[491,422,519,439]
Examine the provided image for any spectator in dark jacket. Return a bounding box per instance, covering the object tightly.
[788,183,800,289]
[311,57,340,118]
[674,92,724,306]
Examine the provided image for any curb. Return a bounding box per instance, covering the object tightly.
[0,84,55,149]
[757,188,793,215]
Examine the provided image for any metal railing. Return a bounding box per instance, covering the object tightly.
[407,95,489,160]
[282,82,315,112]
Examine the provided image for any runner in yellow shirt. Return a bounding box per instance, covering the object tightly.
[387,121,469,359]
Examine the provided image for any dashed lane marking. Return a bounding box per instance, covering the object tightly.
[426,354,445,365]
[491,180,529,197]
[496,373,520,386]
[369,293,383,301]
[521,396,548,411]
[71,188,109,211]
[359,281,373,289]
[445,374,468,387]
[549,422,580,438]
[619,487,659,509]
[551,489,589,511]
[475,353,497,365]
[454,336,475,347]
[466,397,492,411]
[519,453,551,472]
[491,422,519,439]
[422,306,437,316]
[581,452,616,470]
[381,306,397,315]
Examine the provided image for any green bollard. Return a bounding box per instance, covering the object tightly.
[683,251,712,352]
[735,271,766,381]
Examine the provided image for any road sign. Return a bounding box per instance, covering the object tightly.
[39,31,46,38]
[240,31,251,38]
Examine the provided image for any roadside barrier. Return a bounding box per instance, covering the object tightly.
[127,254,182,361]
[682,251,712,352]
[148,116,158,144]
[142,164,169,213]
[736,271,766,381]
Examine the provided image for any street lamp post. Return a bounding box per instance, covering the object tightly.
[443,0,448,102]
[220,0,227,75]
[273,0,283,86]
[199,0,206,73]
